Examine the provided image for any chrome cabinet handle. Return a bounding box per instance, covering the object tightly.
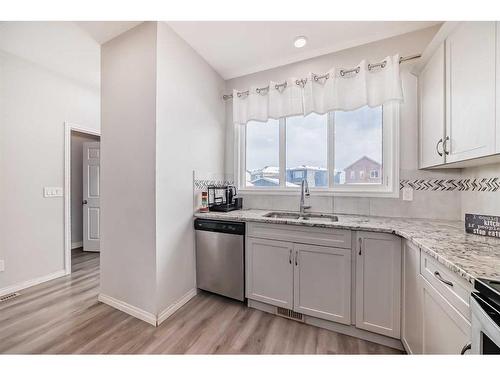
[434,271,454,287]
[443,136,450,155]
[295,250,298,266]
[460,343,471,355]
[358,237,362,256]
[436,138,443,156]
[289,249,292,264]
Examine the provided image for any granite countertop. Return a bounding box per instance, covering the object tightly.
[194,209,500,285]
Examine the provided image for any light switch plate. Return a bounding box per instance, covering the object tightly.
[0,260,4,272]
[44,187,63,197]
[402,187,414,201]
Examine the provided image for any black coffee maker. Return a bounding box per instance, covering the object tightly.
[207,185,242,212]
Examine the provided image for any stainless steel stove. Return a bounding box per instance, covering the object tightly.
[471,278,500,354]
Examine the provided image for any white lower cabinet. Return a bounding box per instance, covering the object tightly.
[246,237,294,309]
[293,243,351,324]
[421,276,471,354]
[246,236,351,324]
[246,225,473,351]
[402,240,423,354]
[355,232,402,339]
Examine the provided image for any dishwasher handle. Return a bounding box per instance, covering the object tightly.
[194,219,245,235]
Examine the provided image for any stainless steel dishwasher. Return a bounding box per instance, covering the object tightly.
[194,219,245,301]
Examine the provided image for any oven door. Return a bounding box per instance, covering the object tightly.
[471,293,500,354]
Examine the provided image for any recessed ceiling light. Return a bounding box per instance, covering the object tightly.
[294,36,307,48]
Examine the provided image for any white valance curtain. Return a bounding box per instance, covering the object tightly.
[233,54,403,125]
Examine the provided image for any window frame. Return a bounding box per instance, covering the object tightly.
[235,103,399,198]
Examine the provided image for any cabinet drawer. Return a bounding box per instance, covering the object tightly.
[247,222,351,249]
[420,252,472,319]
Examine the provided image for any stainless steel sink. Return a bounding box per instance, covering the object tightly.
[300,213,339,222]
[263,212,338,222]
[263,212,301,219]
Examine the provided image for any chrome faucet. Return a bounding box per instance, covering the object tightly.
[299,179,311,215]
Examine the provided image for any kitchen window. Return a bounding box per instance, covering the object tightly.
[238,103,399,197]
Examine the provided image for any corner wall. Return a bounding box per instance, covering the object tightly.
[155,22,226,315]
[100,22,158,315]
[99,22,226,322]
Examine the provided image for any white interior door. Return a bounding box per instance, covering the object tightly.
[83,142,100,252]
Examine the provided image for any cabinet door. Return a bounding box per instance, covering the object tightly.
[402,241,423,354]
[421,276,471,354]
[446,22,496,162]
[419,43,446,168]
[246,237,293,309]
[293,243,351,324]
[355,232,402,339]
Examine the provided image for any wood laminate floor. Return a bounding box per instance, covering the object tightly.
[0,249,402,354]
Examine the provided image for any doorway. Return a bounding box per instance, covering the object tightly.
[64,123,101,274]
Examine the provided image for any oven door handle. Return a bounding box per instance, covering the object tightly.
[460,343,471,355]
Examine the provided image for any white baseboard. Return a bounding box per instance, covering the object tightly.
[157,288,197,326]
[71,241,83,249]
[0,269,66,297]
[98,293,157,326]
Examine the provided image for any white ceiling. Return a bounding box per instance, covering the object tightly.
[0,21,101,88]
[167,21,442,79]
[75,21,143,44]
[0,21,142,89]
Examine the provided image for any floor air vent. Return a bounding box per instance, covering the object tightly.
[276,307,304,322]
[0,292,20,302]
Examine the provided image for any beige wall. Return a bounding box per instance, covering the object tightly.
[0,49,100,293]
[71,132,100,246]
[224,26,464,220]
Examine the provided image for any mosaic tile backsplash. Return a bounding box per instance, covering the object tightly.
[194,177,500,192]
[400,177,500,192]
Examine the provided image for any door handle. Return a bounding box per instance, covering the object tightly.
[434,271,453,287]
[82,200,88,205]
[436,138,443,157]
[289,249,292,264]
[460,343,471,355]
[358,237,362,256]
[295,250,298,266]
[443,136,450,155]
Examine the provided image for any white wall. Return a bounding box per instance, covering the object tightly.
[100,22,226,320]
[224,26,463,220]
[155,22,226,314]
[461,163,500,217]
[71,132,100,246]
[100,22,158,315]
[0,47,100,292]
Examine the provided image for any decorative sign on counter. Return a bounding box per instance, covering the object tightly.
[465,214,500,239]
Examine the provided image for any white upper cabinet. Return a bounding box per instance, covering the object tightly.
[419,43,446,168]
[418,21,500,168]
[355,232,402,339]
[293,243,351,324]
[445,22,497,163]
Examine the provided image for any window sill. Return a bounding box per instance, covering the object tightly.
[238,188,400,199]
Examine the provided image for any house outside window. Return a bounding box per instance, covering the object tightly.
[344,156,382,184]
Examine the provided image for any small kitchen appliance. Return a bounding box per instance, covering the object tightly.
[207,185,240,212]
